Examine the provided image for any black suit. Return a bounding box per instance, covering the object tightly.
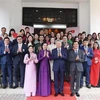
[69,49,84,93]
[62,42,72,81]
[12,43,27,87]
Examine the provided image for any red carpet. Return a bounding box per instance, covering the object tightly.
[27,82,76,100]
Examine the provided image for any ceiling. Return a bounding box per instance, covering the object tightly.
[22,0,88,3]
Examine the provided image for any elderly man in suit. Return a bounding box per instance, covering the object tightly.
[69,41,84,97]
[0,37,13,88]
[12,36,27,88]
[52,41,67,97]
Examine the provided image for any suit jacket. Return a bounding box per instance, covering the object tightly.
[0,40,12,47]
[0,44,12,65]
[62,42,72,61]
[69,49,84,72]
[62,42,72,51]
[12,43,28,65]
[80,46,94,66]
[52,48,67,71]
[34,42,43,54]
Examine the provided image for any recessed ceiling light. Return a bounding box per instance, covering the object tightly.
[58,18,60,19]
[36,10,38,12]
[60,11,62,13]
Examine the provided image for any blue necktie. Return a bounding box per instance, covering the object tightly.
[75,50,78,57]
[84,46,88,61]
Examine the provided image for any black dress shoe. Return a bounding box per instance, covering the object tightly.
[76,92,80,97]
[54,93,58,97]
[66,80,70,83]
[3,85,7,89]
[86,84,91,88]
[13,86,18,89]
[70,92,74,96]
[80,86,83,88]
[9,85,13,88]
[60,92,64,96]
[20,86,24,88]
[58,92,60,94]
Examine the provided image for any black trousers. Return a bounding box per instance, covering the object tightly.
[65,60,70,81]
[14,63,25,87]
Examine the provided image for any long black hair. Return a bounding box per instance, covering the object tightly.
[26,35,34,46]
[27,45,34,58]
[9,28,16,37]
[93,42,99,50]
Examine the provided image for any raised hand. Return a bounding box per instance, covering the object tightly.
[17,48,22,53]
[6,48,10,53]
[59,52,62,57]
[47,52,49,58]
[44,51,47,57]
[76,55,79,60]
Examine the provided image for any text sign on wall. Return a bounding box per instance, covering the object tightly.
[66,27,80,36]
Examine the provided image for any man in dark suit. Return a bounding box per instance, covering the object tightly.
[0,37,13,88]
[34,35,44,54]
[79,32,87,46]
[62,36,72,82]
[12,36,27,88]
[80,39,94,88]
[52,41,67,97]
[69,41,84,97]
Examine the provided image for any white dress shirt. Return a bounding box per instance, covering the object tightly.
[18,43,22,50]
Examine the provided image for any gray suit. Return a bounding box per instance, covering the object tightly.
[69,49,84,93]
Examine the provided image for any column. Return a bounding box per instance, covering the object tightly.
[10,0,22,32]
[90,0,100,33]
[0,0,22,33]
[78,1,90,34]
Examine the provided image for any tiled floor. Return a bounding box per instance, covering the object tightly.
[0,94,26,100]
[0,88,26,100]
[76,86,100,100]
[0,86,100,100]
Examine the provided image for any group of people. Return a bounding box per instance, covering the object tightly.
[0,27,100,98]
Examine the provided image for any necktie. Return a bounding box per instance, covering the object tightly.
[5,46,8,51]
[58,49,60,56]
[75,50,78,54]
[75,50,78,57]
[84,46,88,61]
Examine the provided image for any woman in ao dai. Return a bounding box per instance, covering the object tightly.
[24,45,38,97]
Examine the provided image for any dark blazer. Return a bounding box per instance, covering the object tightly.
[34,42,43,54]
[12,44,28,65]
[52,48,67,71]
[0,44,12,65]
[0,40,12,47]
[80,46,94,66]
[62,42,72,51]
[69,49,84,72]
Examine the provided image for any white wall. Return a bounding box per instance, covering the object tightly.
[0,0,11,33]
[78,1,90,34]
[22,2,78,8]
[0,0,22,33]
[90,0,100,33]
[10,0,22,32]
